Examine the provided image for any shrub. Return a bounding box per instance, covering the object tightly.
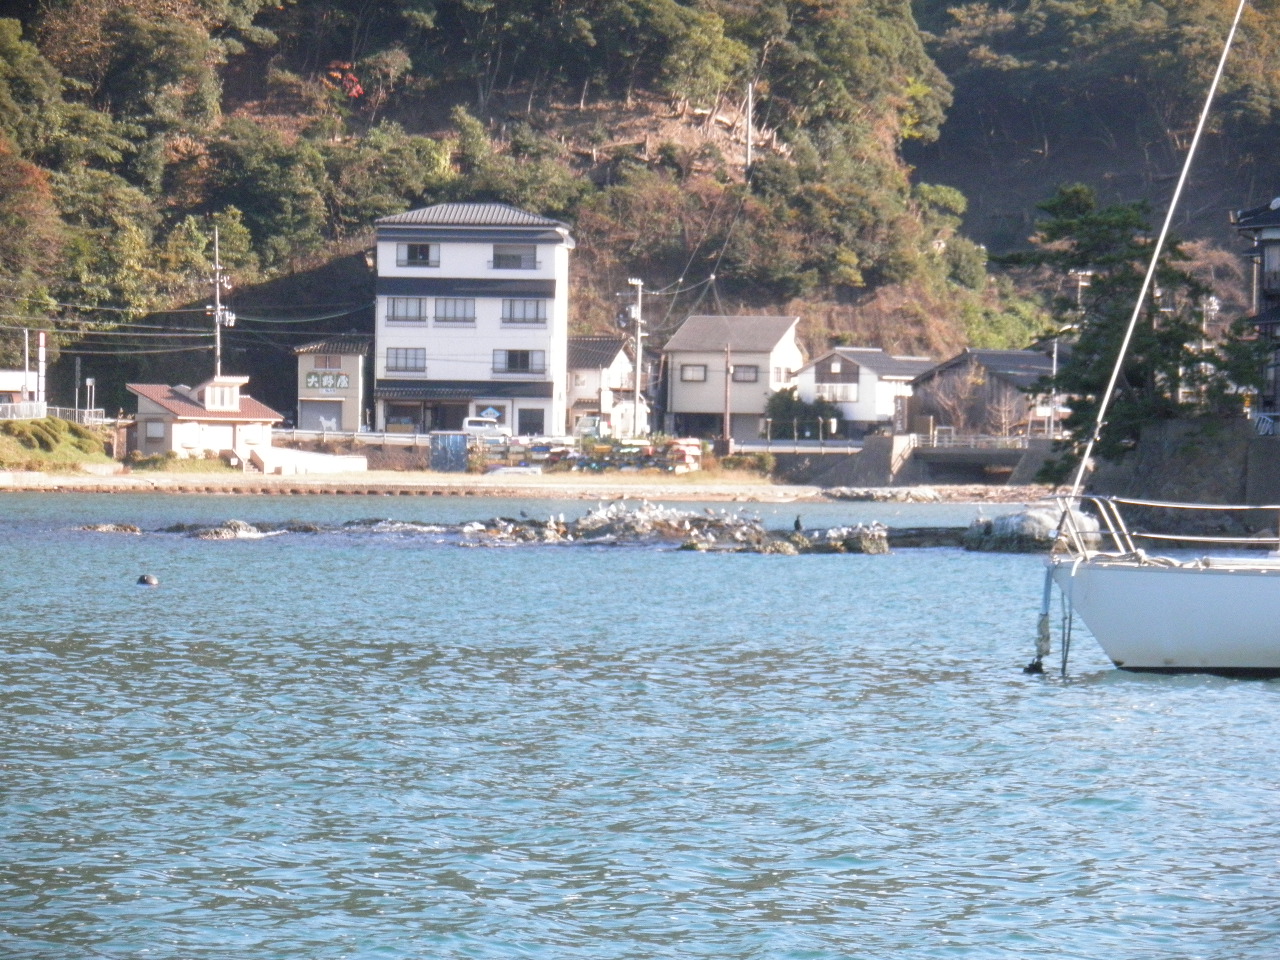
[720,452,775,475]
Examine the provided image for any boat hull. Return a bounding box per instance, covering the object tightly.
[1050,558,1280,675]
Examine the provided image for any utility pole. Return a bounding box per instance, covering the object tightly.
[722,343,733,446]
[627,277,645,437]
[209,228,236,378]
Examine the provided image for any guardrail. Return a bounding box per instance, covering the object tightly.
[275,428,581,448]
[0,403,108,424]
[277,427,440,447]
[915,433,1029,450]
[736,439,863,454]
[48,407,108,425]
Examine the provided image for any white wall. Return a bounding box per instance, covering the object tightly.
[668,342,802,416]
[374,235,569,434]
[296,353,364,431]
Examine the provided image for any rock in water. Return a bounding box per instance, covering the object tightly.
[963,505,1099,552]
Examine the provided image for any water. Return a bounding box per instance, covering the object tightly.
[4,493,1279,959]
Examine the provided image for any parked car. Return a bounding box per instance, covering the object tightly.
[462,416,512,438]
[573,415,611,439]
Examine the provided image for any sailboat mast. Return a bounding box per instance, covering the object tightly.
[1069,0,1250,497]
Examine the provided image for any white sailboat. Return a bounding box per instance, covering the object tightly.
[1037,0,1280,676]
[1048,496,1280,675]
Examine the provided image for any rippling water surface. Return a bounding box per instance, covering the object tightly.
[4,493,1279,959]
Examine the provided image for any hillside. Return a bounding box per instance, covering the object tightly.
[2,0,1280,415]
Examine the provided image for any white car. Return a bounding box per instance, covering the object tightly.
[462,416,512,438]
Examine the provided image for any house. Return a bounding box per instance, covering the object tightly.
[1233,198,1280,412]
[792,347,935,436]
[663,314,804,441]
[908,348,1054,436]
[126,376,282,462]
[567,335,648,436]
[372,201,574,437]
[294,334,369,431]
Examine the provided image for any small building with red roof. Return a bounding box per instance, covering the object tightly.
[126,376,283,464]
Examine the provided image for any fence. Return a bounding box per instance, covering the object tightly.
[0,403,109,424]
[48,407,109,425]
[0,401,110,424]
[915,431,1029,450]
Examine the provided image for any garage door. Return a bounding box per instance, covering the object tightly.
[299,400,344,431]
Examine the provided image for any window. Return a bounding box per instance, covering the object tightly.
[144,421,165,439]
[1266,244,1280,291]
[386,348,426,372]
[396,243,439,267]
[314,355,341,370]
[435,298,476,323]
[517,408,545,435]
[493,349,546,374]
[830,360,842,374]
[733,365,759,383]
[386,297,429,322]
[501,299,548,323]
[680,364,707,382]
[203,385,237,410]
[491,244,538,269]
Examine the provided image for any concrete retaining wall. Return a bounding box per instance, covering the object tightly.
[1089,418,1280,504]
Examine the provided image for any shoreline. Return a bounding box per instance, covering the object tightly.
[0,469,1057,504]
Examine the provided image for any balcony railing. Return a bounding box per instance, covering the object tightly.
[490,255,540,270]
[492,365,547,376]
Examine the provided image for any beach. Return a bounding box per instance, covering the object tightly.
[0,468,1056,503]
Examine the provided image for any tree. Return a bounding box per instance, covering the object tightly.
[1003,184,1267,480]
[0,133,62,366]
[763,386,839,439]
[205,119,328,268]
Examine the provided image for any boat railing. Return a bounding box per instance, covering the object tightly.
[1055,495,1280,556]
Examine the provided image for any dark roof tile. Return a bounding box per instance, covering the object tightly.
[376,202,568,228]
[568,336,628,369]
[664,315,799,353]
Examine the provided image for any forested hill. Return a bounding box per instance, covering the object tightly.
[909,0,1280,254]
[1,0,1279,415]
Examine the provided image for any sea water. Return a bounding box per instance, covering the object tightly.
[3,493,1279,959]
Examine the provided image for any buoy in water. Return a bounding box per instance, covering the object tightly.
[137,574,159,586]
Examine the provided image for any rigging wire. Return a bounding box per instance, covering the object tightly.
[1068,0,1249,498]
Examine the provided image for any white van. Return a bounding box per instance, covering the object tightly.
[462,416,512,438]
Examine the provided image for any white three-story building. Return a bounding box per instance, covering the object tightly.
[372,202,575,436]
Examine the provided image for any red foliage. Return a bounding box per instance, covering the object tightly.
[324,61,364,99]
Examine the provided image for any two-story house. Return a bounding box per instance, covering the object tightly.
[294,334,369,431]
[372,202,575,436]
[663,314,803,440]
[792,347,935,436]
[908,348,1054,436]
[567,336,648,436]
